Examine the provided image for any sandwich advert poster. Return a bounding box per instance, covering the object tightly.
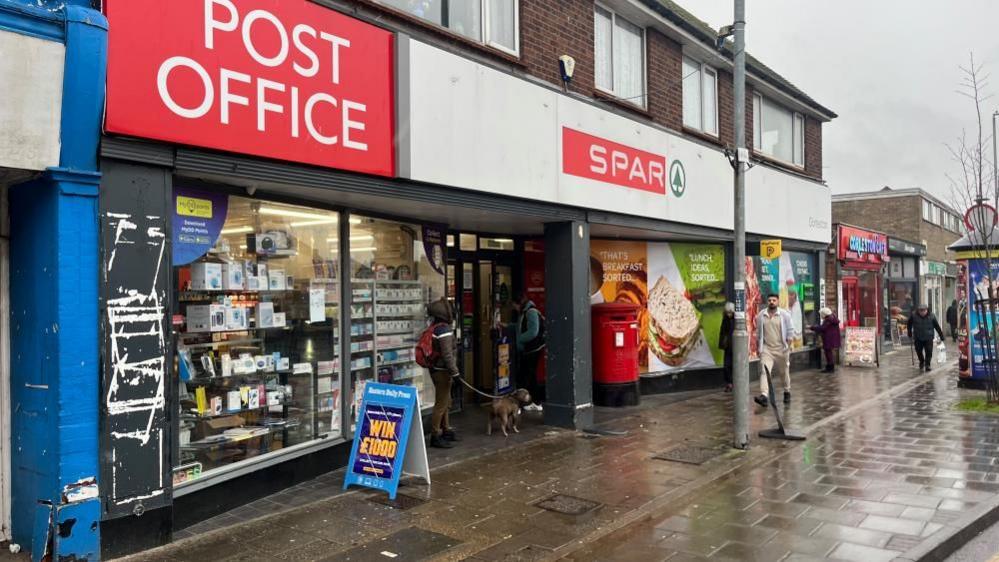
[590,240,726,372]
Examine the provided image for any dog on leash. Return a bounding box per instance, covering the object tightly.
[487,388,532,436]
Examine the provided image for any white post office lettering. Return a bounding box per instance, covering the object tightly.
[156,0,367,150]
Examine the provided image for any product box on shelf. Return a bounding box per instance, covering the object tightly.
[222,262,245,290]
[269,269,286,291]
[272,312,287,327]
[220,354,233,377]
[190,262,223,291]
[234,354,256,374]
[247,276,264,291]
[224,306,248,330]
[277,357,290,371]
[256,302,275,328]
[187,304,226,332]
[256,263,268,282]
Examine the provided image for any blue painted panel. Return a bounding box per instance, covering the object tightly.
[0,0,64,42]
[60,5,107,172]
[10,179,60,550]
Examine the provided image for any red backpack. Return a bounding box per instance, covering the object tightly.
[415,323,443,368]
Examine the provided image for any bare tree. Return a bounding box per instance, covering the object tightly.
[947,53,999,401]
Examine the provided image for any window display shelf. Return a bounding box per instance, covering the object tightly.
[184,404,282,418]
[378,359,416,367]
[376,280,422,285]
[376,329,416,336]
[179,338,263,350]
[375,343,415,352]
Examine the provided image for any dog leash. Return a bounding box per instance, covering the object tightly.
[455,376,508,400]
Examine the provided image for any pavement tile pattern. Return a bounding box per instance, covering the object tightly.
[119,348,999,562]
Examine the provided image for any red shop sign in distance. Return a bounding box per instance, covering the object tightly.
[838,225,888,265]
[562,127,667,195]
[104,0,395,177]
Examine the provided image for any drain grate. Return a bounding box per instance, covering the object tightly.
[535,494,602,516]
[367,493,427,510]
[653,444,723,465]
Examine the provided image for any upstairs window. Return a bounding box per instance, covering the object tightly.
[922,199,932,221]
[682,56,718,136]
[379,0,519,55]
[753,94,804,167]
[594,4,646,107]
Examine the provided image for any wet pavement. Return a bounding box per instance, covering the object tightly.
[119,347,999,562]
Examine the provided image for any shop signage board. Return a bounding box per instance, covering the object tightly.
[844,326,878,367]
[105,0,395,176]
[927,261,948,276]
[399,39,832,245]
[760,240,782,259]
[837,225,888,266]
[343,382,429,499]
[966,258,999,381]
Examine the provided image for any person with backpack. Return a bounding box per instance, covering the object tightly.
[514,293,545,412]
[420,298,461,448]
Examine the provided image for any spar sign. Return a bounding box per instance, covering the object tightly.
[105,0,395,176]
[562,127,667,195]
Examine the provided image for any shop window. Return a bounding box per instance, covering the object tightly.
[347,216,446,431]
[753,94,804,166]
[594,4,646,108]
[378,0,519,55]
[682,56,718,136]
[784,251,817,349]
[459,233,478,251]
[479,237,514,251]
[173,196,342,485]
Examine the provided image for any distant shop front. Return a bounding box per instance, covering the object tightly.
[834,224,888,333]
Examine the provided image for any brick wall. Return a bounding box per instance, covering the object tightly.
[520,0,595,97]
[920,219,962,263]
[805,116,822,180]
[831,196,922,242]
[646,28,683,130]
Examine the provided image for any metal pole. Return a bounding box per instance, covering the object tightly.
[732,0,749,449]
[992,111,997,205]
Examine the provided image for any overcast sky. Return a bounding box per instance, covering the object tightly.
[683,0,999,204]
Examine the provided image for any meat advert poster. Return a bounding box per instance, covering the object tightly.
[590,241,725,373]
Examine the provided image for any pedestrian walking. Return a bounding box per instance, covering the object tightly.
[513,293,545,412]
[907,303,945,372]
[754,293,795,408]
[719,302,735,392]
[425,298,461,448]
[808,307,841,373]
[946,299,959,343]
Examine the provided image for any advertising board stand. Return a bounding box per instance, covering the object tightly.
[950,222,999,388]
[343,383,431,499]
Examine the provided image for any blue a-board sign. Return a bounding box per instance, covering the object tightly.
[343,382,430,499]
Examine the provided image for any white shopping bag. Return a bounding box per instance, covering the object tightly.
[937,343,947,364]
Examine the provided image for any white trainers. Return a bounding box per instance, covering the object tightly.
[523,403,543,412]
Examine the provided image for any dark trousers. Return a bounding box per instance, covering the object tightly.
[949,323,958,342]
[519,350,543,403]
[723,349,733,384]
[430,370,452,435]
[823,348,836,369]
[914,339,934,366]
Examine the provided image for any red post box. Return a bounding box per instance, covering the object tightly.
[591,303,640,406]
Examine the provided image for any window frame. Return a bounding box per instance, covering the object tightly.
[376,0,520,57]
[593,2,647,109]
[752,93,806,169]
[682,55,719,137]
[922,199,932,222]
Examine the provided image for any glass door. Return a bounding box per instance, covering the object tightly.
[843,276,860,327]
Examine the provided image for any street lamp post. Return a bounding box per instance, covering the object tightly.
[732,0,749,449]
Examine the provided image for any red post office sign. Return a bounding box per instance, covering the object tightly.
[837,225,888,266]
[105,0,395,177]
[562,127,667,195]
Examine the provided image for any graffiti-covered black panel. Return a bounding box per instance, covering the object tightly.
[99,161,173,518]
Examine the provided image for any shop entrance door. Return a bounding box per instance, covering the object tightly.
[449,236,519,404]
[843,276,860,327]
